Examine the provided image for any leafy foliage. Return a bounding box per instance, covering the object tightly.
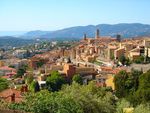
[46,71,65,91]
[25,74,34,85]
[133,56,144,64]
[136,70,150,104]
[0,77,9,92]
[8,82,116,113]
[113,68,150,106]
[15,65,28,78]
[5,69,150,113]
[29,80,40,93]
[0,99,9,109]
[72,74,83,85]
[36,59,45,68]
[133,104,150,113]
[118,56,131,66]
[114,70,128,98]
[116,99,132,113]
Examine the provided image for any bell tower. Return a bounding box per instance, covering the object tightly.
[95,29,100,39]
[83,33,87,40]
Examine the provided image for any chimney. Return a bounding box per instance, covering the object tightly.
[95,29,100,39]
[21,86,24,93]
[11,93,15,102]
[24,84,28,92]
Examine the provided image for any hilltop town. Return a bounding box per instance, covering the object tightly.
[0,29,150,112]
[0,28,150,95]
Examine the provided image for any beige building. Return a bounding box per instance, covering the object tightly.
[143,39,150,48]
[124,43,136,57]
[105,75,115,90]
[107,45,118,60]
[0,60,4,67]
[128,47,141,60]
[144,39,150,57]
[114,47,125,59]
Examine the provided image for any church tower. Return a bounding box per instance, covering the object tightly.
[95,29,100,39]
[83,33,87,40]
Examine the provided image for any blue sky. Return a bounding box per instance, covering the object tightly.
[0,0,150,31]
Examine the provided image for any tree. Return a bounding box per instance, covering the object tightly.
[0,77,9,91]
[60,82,116,113]
[133,56,144,64]
[9,82,116,113]
[46,71,65,91]
[136,70,150,104]
[118,56,131,66]
[72,74,83,85]
[134,104,150,113]
[119,55,126,65]
[129,69,143,92]
[0,99,9,110]
[114,69,149,105]
[15,68,25,78]
[36,59,45,68]
[110,52,115,60]
[25,74,34,85]
[114,69,143,100]
[29,80,40,93]
[9,65,15,68]
[9,90,83,113]
[124,58,131,66]
[125,69,143,105]
[15,65,27,78]
[116,99,132,113]
[114,70,128,98]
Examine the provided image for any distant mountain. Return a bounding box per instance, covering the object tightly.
[22,23,150,39]
[22,30,50,38]
[0,31,26,36]
[0,36,35,48]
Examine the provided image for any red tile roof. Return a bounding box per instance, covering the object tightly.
[0,66,16,72]
[0,89,23,103]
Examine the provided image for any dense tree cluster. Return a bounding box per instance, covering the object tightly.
[15,64,28,78]
[0,77,9,92]
[133,56,145,64]
[36,59,45,68]
[1,69,150,113]
[29,80,40,93]
[114,69,150,105]
[46,71,65,92]
[118,55,131,66]
[8,82,116,113]
[72,74,83,85]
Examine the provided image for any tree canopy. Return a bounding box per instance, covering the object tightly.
[9,82,116,113]
[114,70,128,98]
[15,65,28,78]
[29,80,40,93]
[136,70,150,104]
[0,77,9,92]
[114,68,150,106]
[46,71,65,91]
[72,74,83,85]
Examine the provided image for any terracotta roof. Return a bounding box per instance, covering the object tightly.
[0,66,16,72]
[130,47,141,52]
[6,72,16,75]
[1,76,10,79]
[101,66,126,74]
[0,89,23,103]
